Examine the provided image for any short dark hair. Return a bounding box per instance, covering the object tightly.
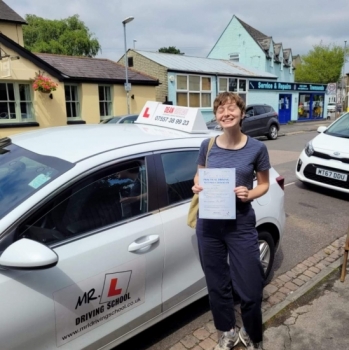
[213,92,246,116]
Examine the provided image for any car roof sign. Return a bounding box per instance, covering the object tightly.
[135,101,209,133]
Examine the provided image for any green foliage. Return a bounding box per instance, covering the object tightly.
[23,14,101,57]
[158,46,184,54]
[295,43,348,84]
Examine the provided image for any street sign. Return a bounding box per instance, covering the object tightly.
[326,83,336,95]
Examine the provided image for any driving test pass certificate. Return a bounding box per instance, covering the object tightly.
[198,168,236,220]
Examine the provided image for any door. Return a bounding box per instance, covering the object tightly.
[154,149,206,311]
[278,94,291,124]
[0,156,164,350]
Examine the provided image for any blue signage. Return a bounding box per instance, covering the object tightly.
[249,80,327,92]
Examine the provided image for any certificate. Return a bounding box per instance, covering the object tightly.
[198,168,236,220]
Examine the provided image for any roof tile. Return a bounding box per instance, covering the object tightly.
[0,1,26,24]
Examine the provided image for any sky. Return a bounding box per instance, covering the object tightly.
[10,0,349,73]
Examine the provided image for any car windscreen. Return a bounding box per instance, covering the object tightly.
[0,140,74,220]
[324,113,349,138]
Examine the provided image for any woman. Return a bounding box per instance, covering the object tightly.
[192,92,270,350]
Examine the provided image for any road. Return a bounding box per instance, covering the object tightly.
[114,131,349,350]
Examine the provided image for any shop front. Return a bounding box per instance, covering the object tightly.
[248,81,328,124]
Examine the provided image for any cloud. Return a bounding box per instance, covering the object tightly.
[9,0,349,71]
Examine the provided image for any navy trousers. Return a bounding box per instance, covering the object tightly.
[196,205,264,343]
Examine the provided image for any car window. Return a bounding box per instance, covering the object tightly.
[246,107,254,116]
[254,106,266,115]
[0,141,74,220]
[324,113,349,138]
[263,106,272,113]
[120,116,137,124]
[161,151,199,205]
[16,160,148,245]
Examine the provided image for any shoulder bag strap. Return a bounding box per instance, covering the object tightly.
[205,137,215,166]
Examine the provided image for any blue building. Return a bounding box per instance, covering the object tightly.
[207,16,294,83]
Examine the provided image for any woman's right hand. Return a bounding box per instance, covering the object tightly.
[192,184,203,194]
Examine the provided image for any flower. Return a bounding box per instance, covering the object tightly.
[32,73,58,93]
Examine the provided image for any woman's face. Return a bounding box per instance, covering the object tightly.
[215,99,243,129]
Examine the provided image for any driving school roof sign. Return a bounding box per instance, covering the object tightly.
[135,101,209,133]
[249,80,327,92]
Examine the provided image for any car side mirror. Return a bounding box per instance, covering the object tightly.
[317,126,327,133]
[0,239,58,270]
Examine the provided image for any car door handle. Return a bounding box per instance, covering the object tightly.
[128,235,159,252]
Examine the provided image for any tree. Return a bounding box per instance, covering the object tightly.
[23,14,101,57]
[295,43,348,84]
[158,46,184,55]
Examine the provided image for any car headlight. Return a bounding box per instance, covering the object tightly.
[304,141,314,157]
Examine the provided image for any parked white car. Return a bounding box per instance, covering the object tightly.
[0,118,285,349]
[296,112,349,193]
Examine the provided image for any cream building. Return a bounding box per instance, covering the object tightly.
[0,1,158,138]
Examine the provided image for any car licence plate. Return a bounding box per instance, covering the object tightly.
[316,168,348,181]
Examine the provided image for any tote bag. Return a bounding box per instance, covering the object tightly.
[187,137,215,229]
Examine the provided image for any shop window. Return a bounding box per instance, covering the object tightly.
[99,85,113,120]
[176,75,212,108]
[0,82,34,123]
[65,85,80,119]
[218,77,247,103]
[298,93,324,120]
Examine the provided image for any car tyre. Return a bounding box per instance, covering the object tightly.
[258,230,275,280]
[267,124,278,140]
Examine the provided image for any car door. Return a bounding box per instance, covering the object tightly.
[0,156,164,350]
[242,106,259,136]
[153,148,206,312]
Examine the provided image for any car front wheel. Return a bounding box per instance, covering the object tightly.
[258,230,275,280]
[267,124,278,140]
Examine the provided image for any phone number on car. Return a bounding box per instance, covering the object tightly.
[154,116,190,126]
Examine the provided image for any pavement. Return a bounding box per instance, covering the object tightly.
[278,118,333,136]
[165,234,348,350]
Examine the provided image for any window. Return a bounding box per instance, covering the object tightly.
[0,142,73,221]
[218,77,247,103]
[16,161,148,245]
[65,85,80,119]
[99,85,112,120]
[254,106,265,115]
[176,75,212,108]
[0,82,34,123]
[161,150,199,205]
[128,57,134,67]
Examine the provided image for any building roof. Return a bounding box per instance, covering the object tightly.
[10,124,215,163]
[0,1,26,24]
[36,53,158,84]
[133,50,277,79]
[236,17,268,42]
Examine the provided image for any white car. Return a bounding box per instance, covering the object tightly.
[296,112,349,193]
[327,103,336,113]
[0,122,285,349]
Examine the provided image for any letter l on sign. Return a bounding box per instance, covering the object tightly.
[108,278,122,297]
[143,107,150,118]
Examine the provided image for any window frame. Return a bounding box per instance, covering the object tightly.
[218,76,248,104]
[0,81,35,123]
[0,154,159,251]
[153,148,200,210]
[176,74,212,108]
[98,85,113,121]
[64,84,81,120]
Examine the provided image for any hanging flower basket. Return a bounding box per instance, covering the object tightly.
[32,73,58,94]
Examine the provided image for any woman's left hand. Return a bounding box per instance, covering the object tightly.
[234,186,250,202]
